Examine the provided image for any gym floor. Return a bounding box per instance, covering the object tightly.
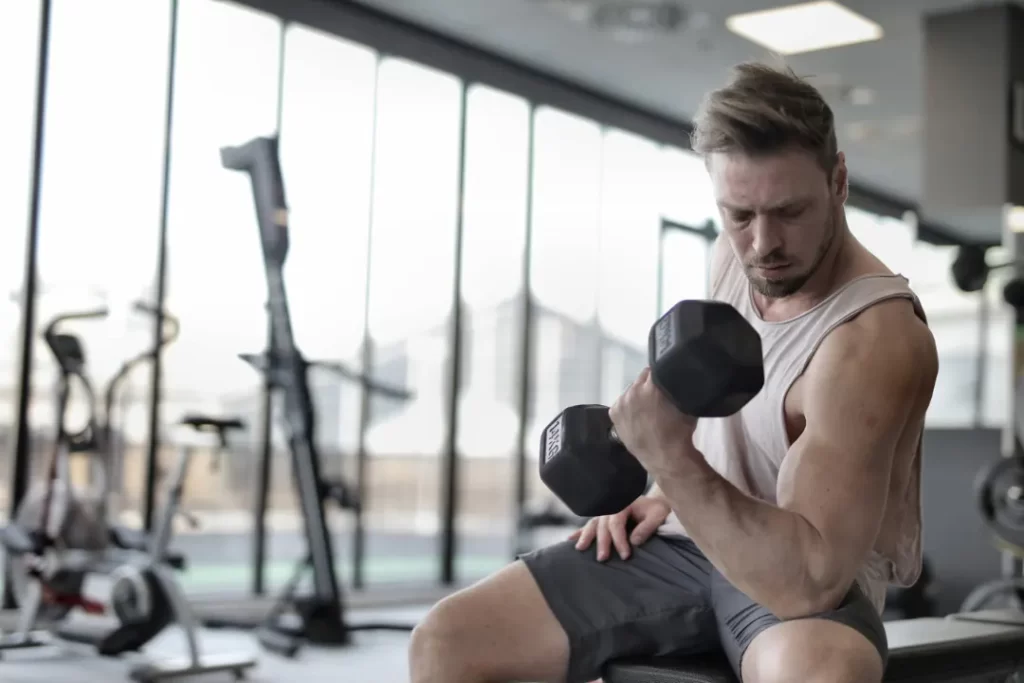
[0,605,426,683]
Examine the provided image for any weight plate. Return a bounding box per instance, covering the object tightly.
[975,456,1024,549]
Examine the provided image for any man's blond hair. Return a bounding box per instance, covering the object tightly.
[691,62,838,175]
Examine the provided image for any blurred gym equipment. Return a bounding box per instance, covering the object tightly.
[0,311,257,680]
[950,242,1024,617]
[216,136,415,658]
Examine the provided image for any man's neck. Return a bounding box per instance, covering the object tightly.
[752,223,855,322]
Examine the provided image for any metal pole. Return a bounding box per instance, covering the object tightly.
[975,285,989,428]
[143,0,180,534]
[4,0,52,609]
[352,52,383,590]
[512,105,537,557]
[440,83,469,585]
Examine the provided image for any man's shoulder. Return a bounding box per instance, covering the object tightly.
[816,299,938,389]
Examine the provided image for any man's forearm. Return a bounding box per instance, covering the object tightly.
[654,451,843,618]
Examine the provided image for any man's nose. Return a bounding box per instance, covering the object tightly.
[750,216,783,257]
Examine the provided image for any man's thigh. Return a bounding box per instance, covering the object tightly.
[709,569,887,681]
[520,535,719,683]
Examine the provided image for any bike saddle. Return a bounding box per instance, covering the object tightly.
[180,414,246,433]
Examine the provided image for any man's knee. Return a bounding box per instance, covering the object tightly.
[409,561,571,683]
[409,594,475,677]
[742,619,883,683]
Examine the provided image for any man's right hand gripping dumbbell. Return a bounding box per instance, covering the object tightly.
[539,299,765,559]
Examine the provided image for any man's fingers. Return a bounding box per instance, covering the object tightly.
[605,513,629,560]
[595,518,612,562]
[567,528,583,542]
[574,520,597,550]
[629,515,662,546]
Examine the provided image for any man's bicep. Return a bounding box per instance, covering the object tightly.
[776,311,930,586]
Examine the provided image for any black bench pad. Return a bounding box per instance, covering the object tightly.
[604,614,1024,683]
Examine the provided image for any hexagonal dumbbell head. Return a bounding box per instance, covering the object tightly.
[648,300,765,417]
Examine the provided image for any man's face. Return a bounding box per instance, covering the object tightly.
[708,147,846,298]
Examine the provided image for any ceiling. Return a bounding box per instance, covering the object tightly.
[350,0,1003,242]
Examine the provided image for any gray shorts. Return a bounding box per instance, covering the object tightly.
[520,533,887,683]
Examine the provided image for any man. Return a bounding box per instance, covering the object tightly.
[408,62,938,683]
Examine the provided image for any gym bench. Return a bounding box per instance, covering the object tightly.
[603,611,1024,683]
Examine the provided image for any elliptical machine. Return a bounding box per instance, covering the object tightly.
[0,307,259,680]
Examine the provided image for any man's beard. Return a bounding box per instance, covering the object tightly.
[745,209,838,299]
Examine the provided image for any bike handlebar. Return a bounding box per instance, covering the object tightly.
[132,300,180,347]
[43,307,109,342]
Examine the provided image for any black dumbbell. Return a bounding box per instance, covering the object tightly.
[539,300,765,518]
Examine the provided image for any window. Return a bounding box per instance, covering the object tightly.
[362,57,463,586]
[908,241,981,427]
[597,129,662,404]
[277,23,378,590]
[163,0,282,595]
[656,146,716,314]
[659,146,720,231]
[454,84,531,581]
[847,207,914,274]
[982,246,1012,428]
[525,107,604,509]
[30,0,170,527]
[0,0,43,545]
[660,226,713,313]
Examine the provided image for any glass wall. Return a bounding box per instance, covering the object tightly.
[597,130,662,405]
[30,0,170,525]
[162,0,281,594]
[362,57,463,585]
[524,107,604,511]
[454,85,531,581]
[660,227,713,314]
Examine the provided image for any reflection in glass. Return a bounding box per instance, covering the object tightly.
[276,23,377,590]
[455,84,530,582]
[163,0,282,595]
[363,57,462,586]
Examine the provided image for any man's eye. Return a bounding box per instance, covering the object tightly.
[732,212,753,223]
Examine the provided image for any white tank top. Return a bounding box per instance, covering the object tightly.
[658,245,926,614]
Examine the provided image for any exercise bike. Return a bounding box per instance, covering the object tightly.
[0,308,258,680]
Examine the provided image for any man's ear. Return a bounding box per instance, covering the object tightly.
[832,152,849,204]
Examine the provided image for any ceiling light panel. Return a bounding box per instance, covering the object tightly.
[726,1,883,55]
